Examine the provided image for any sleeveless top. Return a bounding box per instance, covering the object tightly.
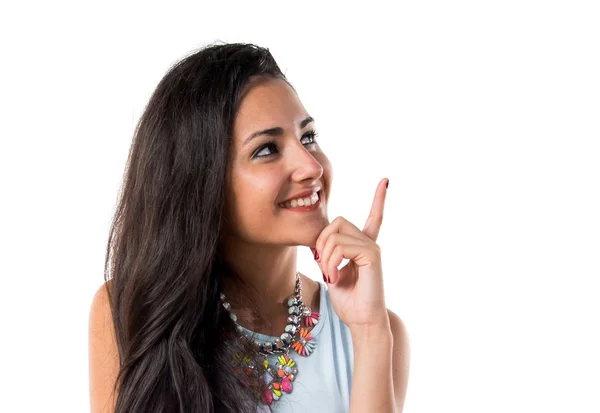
[238,280,355,413]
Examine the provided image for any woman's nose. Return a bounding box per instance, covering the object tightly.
[289,144,323,182]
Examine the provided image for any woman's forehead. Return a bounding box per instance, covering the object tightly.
[233,79,309,144]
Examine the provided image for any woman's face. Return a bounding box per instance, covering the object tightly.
[224,77,332,248]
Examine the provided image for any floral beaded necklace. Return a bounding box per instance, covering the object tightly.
[220,272,320,406]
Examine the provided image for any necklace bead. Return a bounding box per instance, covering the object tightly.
[219,271,320,407]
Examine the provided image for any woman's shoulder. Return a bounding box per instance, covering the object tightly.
[89,281,119,413]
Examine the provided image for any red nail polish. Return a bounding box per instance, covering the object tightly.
[314,250,320,261]
[322,273,327,283]
[386,180,389,189]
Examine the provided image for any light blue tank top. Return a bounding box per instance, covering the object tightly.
[238,281,355,413]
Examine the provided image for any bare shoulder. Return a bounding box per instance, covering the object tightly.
[387,309,410,413]
[89,281,119,413]
[387,309,408,338]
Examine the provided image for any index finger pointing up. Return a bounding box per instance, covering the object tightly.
[362,178,389,241]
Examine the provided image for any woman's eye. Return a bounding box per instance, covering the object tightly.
[253,131,319,159]
[301,131,319,145]
[254,142,278,158]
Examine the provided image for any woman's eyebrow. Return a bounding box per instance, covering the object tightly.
[242,116,314,147]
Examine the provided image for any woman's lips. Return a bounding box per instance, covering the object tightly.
[279,191,322,211]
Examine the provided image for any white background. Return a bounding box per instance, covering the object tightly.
[1,1,598,412]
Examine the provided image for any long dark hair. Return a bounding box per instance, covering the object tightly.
[103,42,289,413]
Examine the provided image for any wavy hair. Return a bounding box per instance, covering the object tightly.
[103,42,290,413]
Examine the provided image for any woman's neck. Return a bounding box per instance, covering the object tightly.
[219,237,321,335]
[220,234,297,297]
[226,273,321,337]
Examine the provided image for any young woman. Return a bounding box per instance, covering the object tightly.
[88,42,409,413]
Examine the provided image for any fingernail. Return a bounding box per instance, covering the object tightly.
[322,273,328,283]
[386,179,389,189]
[314,250,320,261]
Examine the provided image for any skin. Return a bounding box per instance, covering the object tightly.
[89,76,409,413]
[221,76,409,411]
[220,76,333,335]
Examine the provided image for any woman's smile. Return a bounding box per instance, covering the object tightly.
[278,190,323,211]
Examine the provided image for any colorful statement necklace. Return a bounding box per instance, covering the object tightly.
[220,272,320,406]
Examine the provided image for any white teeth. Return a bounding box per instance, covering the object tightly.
[280,192,319,208]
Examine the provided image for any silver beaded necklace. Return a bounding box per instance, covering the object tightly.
[219,271,320,405]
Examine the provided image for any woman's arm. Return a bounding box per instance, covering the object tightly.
[388,309,410,412]
[349,310,410,413]
[89,282,120,413]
